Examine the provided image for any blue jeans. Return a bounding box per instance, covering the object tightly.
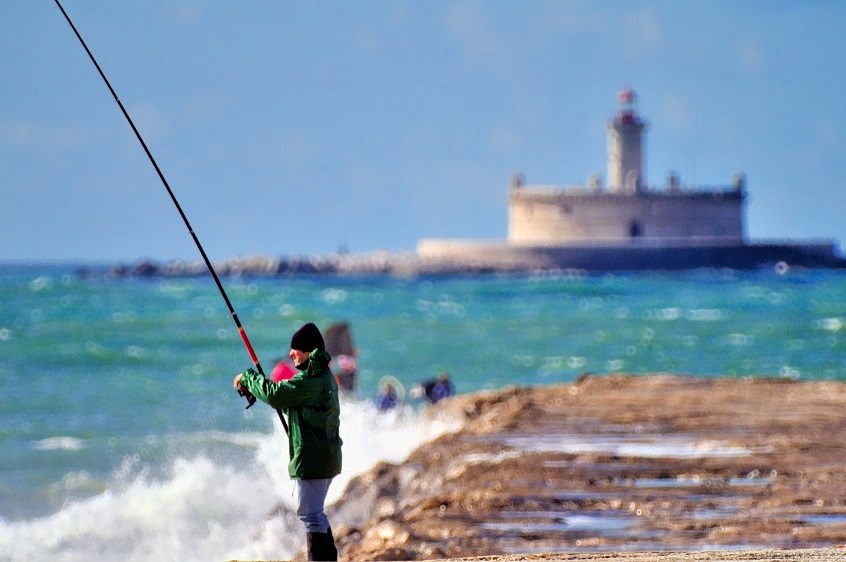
[295,478,333,533]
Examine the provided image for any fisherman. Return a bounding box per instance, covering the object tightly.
[233,322,342,561]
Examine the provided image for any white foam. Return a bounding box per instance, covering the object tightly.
[0,455,287,562]
[32,436,86,451]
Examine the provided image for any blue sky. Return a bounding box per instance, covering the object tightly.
[2,1,845,262]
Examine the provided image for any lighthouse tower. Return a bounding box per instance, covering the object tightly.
[607,88,647,193]
[415,86,794,270]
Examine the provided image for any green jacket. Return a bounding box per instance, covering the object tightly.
[238,350,342,479]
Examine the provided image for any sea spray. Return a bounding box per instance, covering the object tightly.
[0,398,461,562]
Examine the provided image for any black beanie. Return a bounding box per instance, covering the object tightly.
[290,322,325,352]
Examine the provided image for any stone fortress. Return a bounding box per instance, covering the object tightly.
[509,89,744,245]
[417,89,843,271]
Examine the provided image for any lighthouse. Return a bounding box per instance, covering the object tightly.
[607,88,647,193]
[501,88,745,244]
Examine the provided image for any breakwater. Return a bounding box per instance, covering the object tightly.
[91,239,846,279]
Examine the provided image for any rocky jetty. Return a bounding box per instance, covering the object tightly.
[315,374,846,561]
[83,252,539,279]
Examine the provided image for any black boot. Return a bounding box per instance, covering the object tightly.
[306,531,337,562]
[306,532,318,561]
[325,527,338,561]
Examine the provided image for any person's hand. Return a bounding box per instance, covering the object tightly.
[233,373,243,389]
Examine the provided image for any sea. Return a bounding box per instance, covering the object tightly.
[1,262,845,561]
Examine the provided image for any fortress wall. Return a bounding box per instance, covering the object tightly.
[415,239,547,269]
[508,189,744,244]
[508,194,628,241]
[647,196,745,239]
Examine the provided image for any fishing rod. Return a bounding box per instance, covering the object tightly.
[53,0,288,435]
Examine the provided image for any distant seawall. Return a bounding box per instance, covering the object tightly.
[89,238,846,278]
[416,237,846,272]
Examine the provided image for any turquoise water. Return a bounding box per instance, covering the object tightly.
[1,264,845,560]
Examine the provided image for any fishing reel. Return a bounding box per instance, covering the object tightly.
[237,385,257,409]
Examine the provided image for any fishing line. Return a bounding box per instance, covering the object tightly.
[53,0,288,434]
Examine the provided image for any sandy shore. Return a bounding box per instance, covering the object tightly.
[319,374,846,561]
[443,548,846,560]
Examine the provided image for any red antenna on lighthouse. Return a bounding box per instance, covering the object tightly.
[617,87,639,124]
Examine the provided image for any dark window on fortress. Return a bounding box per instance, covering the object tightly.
[629,221,642,237]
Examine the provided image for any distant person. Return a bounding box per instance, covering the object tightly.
[331,353,357,395]
[233,322,341,561]
[375,382,399,412]
[324,321,357,395]
[430,372,455,403]
[415,372,455,405]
